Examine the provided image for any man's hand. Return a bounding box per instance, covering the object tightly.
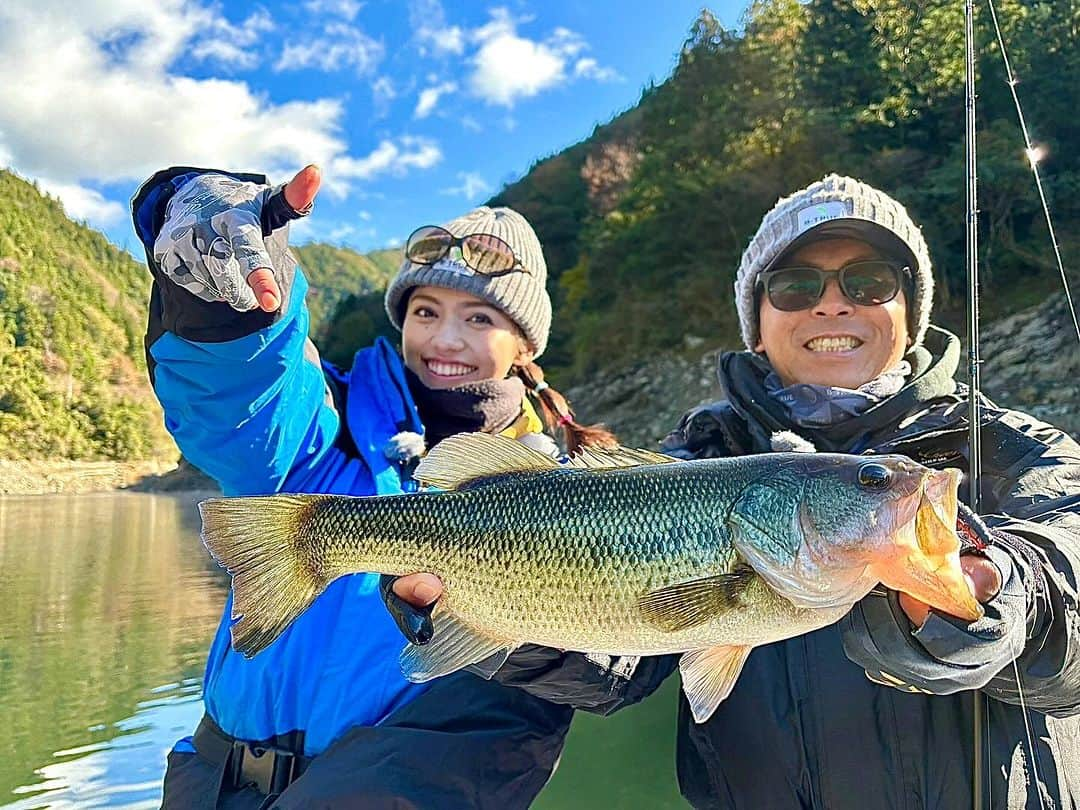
[153,164,321,312]
[900,537,1003,628]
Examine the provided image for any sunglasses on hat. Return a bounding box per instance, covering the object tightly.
[757,260,910,311]
[405,225,529,277]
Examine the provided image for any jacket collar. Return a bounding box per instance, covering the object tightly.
[718,326,962,453]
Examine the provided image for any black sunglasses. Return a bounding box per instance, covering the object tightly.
[757,260,910,312]
[405,225,528,277]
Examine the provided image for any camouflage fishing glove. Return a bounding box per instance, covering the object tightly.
[153,173,309,312]
[841,503,1032,695]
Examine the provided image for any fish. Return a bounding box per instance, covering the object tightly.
[199,433,981,723]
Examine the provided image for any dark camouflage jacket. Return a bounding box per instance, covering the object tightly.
[495,326,1080,810]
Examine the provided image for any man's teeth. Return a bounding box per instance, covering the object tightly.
[427,360,476,377]
[806,336,862,352]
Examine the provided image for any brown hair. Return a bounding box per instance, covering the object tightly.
[514,361,618,455]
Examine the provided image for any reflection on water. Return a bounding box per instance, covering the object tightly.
[1,494,685,809]
[0,494,224,808]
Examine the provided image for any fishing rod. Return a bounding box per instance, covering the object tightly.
[962,3,984,808]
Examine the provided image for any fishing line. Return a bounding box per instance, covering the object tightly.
[971,2,1064,806]
[985,0,1080,344]
[1012,659,1049,810]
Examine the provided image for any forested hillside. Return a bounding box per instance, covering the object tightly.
[292,243,400,342]
[326,1,1079,382]
[492,0,1080,378]
[0,170,396,463]
[0,171,172,460]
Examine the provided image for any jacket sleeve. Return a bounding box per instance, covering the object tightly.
[133,168,344,497]
[490,647,679,715]
[843,411,1080,717]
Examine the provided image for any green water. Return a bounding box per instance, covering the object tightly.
[0,493,686,808]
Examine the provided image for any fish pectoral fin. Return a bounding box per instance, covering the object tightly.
[565,446,677,469]
[638,568,756,632]
[414,433,559,490]
[679,644,753,723]
[399,607,515,682]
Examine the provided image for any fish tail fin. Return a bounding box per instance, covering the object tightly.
[199,494,330,657]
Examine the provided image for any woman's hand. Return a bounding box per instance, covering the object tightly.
[380,573,444,645]
[393,573,444,607]
[153,164,321,312]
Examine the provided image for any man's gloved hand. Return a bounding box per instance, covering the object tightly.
[379,573,442,645]
[842,500,1029,695]
[153,165,321,313]
[898,501,1003,627]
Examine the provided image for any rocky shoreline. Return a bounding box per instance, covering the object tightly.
[0,457,218,496]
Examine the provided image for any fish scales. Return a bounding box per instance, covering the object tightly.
[300,460,810,653]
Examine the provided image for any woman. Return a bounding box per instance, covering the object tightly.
[131,164,612,809]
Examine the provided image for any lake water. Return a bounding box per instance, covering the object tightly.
[1,493,686,809]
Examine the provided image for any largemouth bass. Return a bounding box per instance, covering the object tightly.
[200,433,980,723]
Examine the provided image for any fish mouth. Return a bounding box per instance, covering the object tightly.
[872,467,983,621]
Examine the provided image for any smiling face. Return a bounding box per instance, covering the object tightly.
[756,237,910,389]
[401,285,534,389]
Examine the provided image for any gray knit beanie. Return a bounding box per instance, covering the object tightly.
[734,174,934,351]
[384,206,553,357]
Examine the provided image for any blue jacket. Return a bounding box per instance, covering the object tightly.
[132,165,442,755]
[149,270,435,755]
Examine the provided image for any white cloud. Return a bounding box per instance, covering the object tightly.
[371,75,397,117]
[303,0,361,21]
[466,8,613,107]
[409,0,465,56]
[440,171,491,200]
[38,180,126,227]
[191,9,274,69]
[373,76,396,102]
[574,57,620,82]
[0,1,437,217]
[275,22,383,75]
[331,136,442,186]
[358,210,372,221]
[459,115,483,133]
[414,81,457,119]
[329,223,357,241]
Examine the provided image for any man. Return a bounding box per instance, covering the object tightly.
[388,175,1080,809]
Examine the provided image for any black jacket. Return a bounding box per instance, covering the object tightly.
[494,327,1080,809]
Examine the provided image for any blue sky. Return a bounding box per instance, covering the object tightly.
[0,1,749,254]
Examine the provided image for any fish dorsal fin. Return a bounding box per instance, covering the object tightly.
[679,644,753,723]
[414,433,559,490]
[566,445,676,470]
[638,567,756,633]
[399,607,515,682]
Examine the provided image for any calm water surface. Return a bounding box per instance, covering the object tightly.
[1,493,686,809]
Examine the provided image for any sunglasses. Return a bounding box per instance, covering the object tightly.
[757,260,910,312]
[405,225,528,277]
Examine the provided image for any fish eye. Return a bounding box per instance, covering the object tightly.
[858,462,892,490]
